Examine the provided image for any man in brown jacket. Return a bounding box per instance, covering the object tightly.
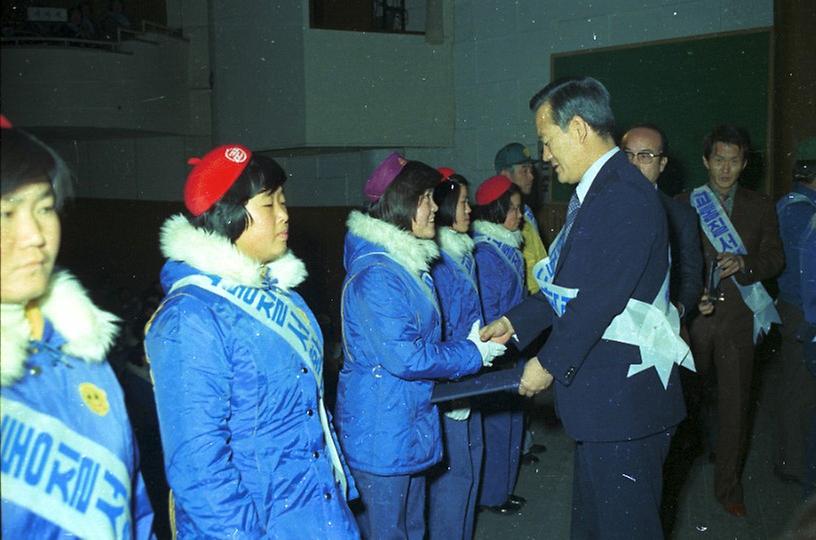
[678,124,784,518]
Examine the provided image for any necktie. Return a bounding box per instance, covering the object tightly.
[547,192,581,267]
[563,191,581,241]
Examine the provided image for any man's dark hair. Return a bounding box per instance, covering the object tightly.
[189,154,287,243]
[703,124,751,160]
[369,160,441,231]
[529,76,615,138]
[433,174,469,228]
[625,123,669,155]
[474,183,521,224]
[1,127,72,210]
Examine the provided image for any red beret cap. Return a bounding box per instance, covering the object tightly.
[184,144,252,216]
[0,114,12,129]
[437,166,456,181]
[475,175,513,205]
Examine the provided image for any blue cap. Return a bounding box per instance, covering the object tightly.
[494,143,534,173]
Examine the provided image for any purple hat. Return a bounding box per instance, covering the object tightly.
[364,152,407,202]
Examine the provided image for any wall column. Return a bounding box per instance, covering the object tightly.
[772,0,816,198]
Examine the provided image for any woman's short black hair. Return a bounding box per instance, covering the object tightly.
[369,160,441,231]
[1,127,72,209]
[189,154,286,243]
[473,183,521,224]
[433,174,469,228]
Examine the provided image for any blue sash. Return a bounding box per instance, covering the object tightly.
[533,228,578,316]
[1,398,133,539]
[346,251,441,318]
[441,248,479,297]
[523,205,539,232]
[168,274,349,496]
[533,224,693,389]
[473,236,525,295]
[691,185,781,343]
[600,260,694,387]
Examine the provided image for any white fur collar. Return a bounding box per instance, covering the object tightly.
[437,227,475,260]
[472,220,523,248]
[347,210,439,276]
[160,214,307,291]
[1,271,120,387]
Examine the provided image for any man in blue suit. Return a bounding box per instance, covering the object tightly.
[621,124,703,321]
[481,77,689,539]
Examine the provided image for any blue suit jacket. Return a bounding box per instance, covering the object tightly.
[506,150,686,442]
[659,189,704,319]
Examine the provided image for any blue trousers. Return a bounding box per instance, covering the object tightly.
[478,401,524,506]
[428,410,484,540]
[805,413,816,499]
[351,468,426,540]
[570,429,674,540]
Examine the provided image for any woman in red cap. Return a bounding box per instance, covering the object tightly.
[334,154,505,538]
[471,175,528,515]
[1,116,155,538]
[144,145,359,538]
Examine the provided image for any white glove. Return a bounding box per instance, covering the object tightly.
[467,320,506,367]
[444,407,471,421]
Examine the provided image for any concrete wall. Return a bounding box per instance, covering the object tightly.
[22,0,772,206]
[410,0,774,187]
[34,0,213,201]
[1,34,189,134]
[209,1,306,148]
[303,28,454,148]
[274,0,773,207]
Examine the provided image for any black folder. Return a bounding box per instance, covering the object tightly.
[706,258,722,298]
[431,363,524,403]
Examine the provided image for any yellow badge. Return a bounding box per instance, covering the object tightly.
[79,382,110,416]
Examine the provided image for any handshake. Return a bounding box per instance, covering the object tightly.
[471,317,555,398]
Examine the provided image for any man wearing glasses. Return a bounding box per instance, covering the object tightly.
[621,125,706,496]
[621,125,703,322]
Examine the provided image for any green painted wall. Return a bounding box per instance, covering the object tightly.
[551,30,770,201]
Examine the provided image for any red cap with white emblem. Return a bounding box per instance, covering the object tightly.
[184,144,252,216]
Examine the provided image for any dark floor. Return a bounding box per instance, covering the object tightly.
[474,342,813,540]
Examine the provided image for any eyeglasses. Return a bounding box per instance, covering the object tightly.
[624,150,664,165]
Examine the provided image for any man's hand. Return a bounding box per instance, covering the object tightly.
[698,292,715,316]
[717,252,744,279]
[479,316,515,345]
[467,321,506,366]
[518,357,553,397]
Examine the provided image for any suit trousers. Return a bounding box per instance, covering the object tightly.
[427,411,484,540]
[352,469,426,540]
[477,397,524,506]
[690,311,755,505]
[775,301,816,481]
[570,429,674,540]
